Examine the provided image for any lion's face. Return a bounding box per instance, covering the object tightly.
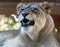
[17,2,52,40]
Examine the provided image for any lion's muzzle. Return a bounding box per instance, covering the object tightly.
[21,18,35,27]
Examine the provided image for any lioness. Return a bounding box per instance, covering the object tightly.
[3,2,59,47]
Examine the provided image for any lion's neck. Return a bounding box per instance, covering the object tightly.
[37,15,55,42]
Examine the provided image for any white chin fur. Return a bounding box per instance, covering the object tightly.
[20,26,34,34]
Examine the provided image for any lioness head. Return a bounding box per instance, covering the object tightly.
[17,2,52,40]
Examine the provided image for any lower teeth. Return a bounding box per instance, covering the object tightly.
[21,20,35,26]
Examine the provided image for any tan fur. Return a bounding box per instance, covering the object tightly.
[3,2,59,47]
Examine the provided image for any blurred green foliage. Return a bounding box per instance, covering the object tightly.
[0,23,20,31]
[0,14,20,31]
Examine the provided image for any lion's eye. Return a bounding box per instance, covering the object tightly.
[34,8,38,10]
[21,9,24,11]
[32,8,39,12]
[20,9,24,12]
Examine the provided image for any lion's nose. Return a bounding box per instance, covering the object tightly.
[22,13,29,17]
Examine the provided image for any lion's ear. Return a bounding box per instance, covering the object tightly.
[17,3,25,15]
[39,2,53,14]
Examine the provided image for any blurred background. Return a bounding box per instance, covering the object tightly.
[0,0,60,32]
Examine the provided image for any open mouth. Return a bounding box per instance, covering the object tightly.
[21,18,35,27]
